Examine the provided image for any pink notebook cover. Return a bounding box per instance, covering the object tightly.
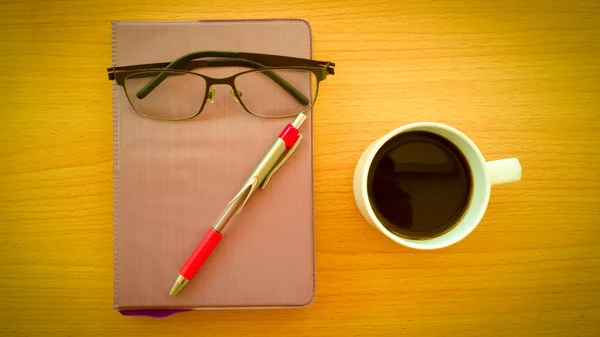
[112,19,315,310]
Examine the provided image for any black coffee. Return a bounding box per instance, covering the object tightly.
[367,131,472,239]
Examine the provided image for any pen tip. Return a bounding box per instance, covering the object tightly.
[169,275,189,296]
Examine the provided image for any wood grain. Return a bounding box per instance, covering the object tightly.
[1,0,599,335]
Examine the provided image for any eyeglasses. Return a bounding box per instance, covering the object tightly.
[107,51,335,120]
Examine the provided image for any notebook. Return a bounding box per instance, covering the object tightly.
[111,19,315,310]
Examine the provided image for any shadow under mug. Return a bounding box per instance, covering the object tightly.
[353,122,522,249]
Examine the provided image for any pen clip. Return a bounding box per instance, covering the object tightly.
[261,134,303,189]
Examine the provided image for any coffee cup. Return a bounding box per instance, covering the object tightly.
[353,122,521,249]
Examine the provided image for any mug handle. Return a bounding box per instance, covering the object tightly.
[486,158,522,186]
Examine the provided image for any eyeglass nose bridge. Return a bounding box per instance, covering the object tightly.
[207,87,216,103]
[205,85,243,104]
[229,88,242,103]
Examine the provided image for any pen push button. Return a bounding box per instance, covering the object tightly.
[262,133,303,189]
[278,124,300,149]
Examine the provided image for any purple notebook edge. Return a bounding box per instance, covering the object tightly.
[119,309,190,318]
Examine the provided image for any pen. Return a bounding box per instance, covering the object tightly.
[169,113,308,296]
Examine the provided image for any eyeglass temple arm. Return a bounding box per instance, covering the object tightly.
[193,59,310,106]
[136,55,310,106]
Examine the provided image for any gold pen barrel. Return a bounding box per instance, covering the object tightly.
[213,140,286,234]
[212,113,307,234]
[291,113,307,129]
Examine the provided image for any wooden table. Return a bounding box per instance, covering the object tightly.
[1,1,599,335]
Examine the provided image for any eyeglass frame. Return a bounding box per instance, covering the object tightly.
[107,50,335,120]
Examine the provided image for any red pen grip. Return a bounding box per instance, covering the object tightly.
[180,229,223,280]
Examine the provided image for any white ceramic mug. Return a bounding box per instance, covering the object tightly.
[353,122,522,250]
